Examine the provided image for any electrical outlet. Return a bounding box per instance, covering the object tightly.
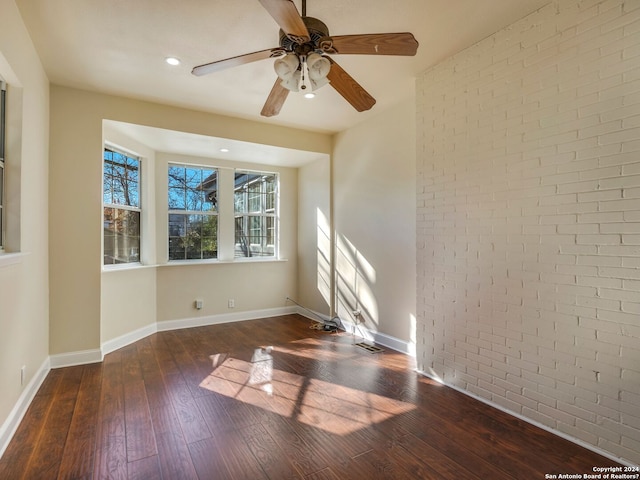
[228,299,235,308]
[195,299,203,310]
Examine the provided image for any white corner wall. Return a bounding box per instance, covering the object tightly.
[297,157,331,316]
[417,0,640,465]
[333,99,417,347]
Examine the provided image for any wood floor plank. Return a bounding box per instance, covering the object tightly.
[150,402,199,480]
[188,436,234,480]
[0,315,622,480]
[305,467,342,480]
[163,371,212,444]
[21,392,77,479]
[239,422,304,479]
[123,379,158,462]
[199,428,269,480]
[0,393,53,479]
[127,455,163,480]
[259,413,332,476]
[93,352,127,480]
[58,363,103,480]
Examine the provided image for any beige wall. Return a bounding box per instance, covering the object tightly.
[297,157,332,316]
[50,85,330,354]
[416,0,640,465]
[0,0,50,434]
[332,99,417,344]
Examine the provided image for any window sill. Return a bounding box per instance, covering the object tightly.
[102,262,154,273]
[101,258,288,271]
[160,257,288,267]
[0,251,28,268]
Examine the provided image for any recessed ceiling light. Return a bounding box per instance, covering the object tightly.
[220,148,229,153]
[304,92,316,99]
[165,57,181,66]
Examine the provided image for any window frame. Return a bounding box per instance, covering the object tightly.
[233,170,278,259]
[102,146,142,266]
[0,79,6,252]
[167,163,219,262]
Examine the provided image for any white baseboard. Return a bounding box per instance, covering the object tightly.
[50,307,298,369]
[156,306,297,332]
[295,307,417,357]
[101,323,158,357]
[49,348,102,368]
[0,357,50,458]
[340,319,416,357]
[416,369,638,468]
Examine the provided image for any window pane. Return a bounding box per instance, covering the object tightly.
[168,213,186,260]
[103,207,140,264]
[234,190,246,213]
[103,173,112,205]
[201,169,217,212]
[104,149,140,208]
[168,166,184,188]
[169,186,186,210]
[169,165,218,213]
[185,168,201,189]
[168,213,217,260]
[185,187,203,211]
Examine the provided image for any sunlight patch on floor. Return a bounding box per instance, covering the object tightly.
[199,347,416,435]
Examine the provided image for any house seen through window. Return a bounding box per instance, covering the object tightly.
[234,171,277,258]
[103,147,141,265]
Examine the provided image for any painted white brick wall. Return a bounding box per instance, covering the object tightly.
[416,0,640,465]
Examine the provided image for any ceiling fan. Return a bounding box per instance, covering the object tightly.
[192,0,419,117]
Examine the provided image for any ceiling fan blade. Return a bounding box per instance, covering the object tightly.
[322,33,418,56]
[258,0,310,44]
[261,79,290,117]
[192,48,283,76]
[326,59,376,112]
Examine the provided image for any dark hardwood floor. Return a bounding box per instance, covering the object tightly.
[0,314,620,479]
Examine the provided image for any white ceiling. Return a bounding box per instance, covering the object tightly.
[18,0,550,135]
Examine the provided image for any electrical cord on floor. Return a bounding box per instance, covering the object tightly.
[286,297,342,331]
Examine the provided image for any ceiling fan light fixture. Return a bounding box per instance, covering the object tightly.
[307,53,330,80]
[274,53,299,81]
[280,70,301,92]
[310,76,329,90]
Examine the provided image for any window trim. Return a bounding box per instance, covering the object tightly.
[167,162,219,262]
[103,146,142,266]
[233,169,279,259]
[0,79,6,252]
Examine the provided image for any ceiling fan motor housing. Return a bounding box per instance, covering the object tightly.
[279,16,330,52]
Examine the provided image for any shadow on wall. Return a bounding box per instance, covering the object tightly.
[335,230,378,333]
[316,208,417,354]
